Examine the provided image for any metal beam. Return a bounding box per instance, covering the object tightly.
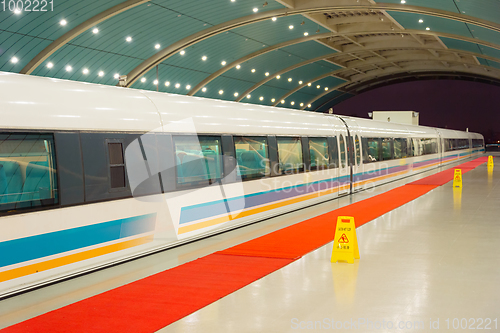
[123,3,500,87]
[20,0,150,75]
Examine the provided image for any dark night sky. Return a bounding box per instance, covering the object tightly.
[333,80,500,143]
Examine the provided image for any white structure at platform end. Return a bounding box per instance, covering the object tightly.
[369,111,419,125]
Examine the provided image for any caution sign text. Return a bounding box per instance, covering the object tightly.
[331,216,360,264]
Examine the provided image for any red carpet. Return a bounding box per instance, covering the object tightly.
[4,157,487,332]
[410,157,488,185]
[2,255,293,333]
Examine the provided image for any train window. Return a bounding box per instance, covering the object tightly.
[277,137,303,174]
[354,135,361,165]
[308,137,329,170]
[381,138,393,160]
[329,137,339,168]
[420,138,438,155]
[108,142,126,189]
[394,138,407,159]
[174,136,223,186]
[339,135,346,168]
[234,136,269,180]
[361,138,378,163]
[0,133,58,211]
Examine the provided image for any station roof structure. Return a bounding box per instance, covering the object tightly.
[1,0,500,112]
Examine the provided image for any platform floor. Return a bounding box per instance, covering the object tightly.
[1,156,498,332]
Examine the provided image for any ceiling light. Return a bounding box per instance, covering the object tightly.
[307,104,311,108]
[271,98,275,102]
[426,27,430,30]
[291,101,295,105]
[419,19,424,23]
[98,71,104,77]
[10,57,18,64]
[316,85,320,89]
[234,92,239,97]
[175,83,180,88]
[66,65,73,72]
[219,90,224,95]
[307,82,312,86]
[202,55,207,61]
[259,96,264,101]
[265,72,270,76]
[324,87,329,91]
[141,78,146,83]
[155,44,161,49]
[153,80,158,85]
[401,0,406,3]
[14,8,21,14]
[300,103,304,107]
[231,0,235,2]
[304,32,309,36]
[281,100,285,104]
[47,62,54,69]
[251,68,256,73]
[114,73,120,79]
[236,64,241,69]
[288,78,292,82]
[82,68,89,75]
[276,75,281,79]
[272,17,277,21]
[202,87,207,92]
[289,25,294,30]
[253,7,258,12]
[299,80,303,85]
[221,61,226,66]
[180,50,185,55]
[247,94,251,99]
[186,85,191,90]
[60,19,67,26]
[92,28,99,34]
[165,81,170,86]
[126,36,132,42]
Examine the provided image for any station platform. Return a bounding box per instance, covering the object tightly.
[0,154,498,332]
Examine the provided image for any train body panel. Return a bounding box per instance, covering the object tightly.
[0,72,485,297]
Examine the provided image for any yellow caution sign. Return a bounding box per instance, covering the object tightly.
[453,169,462,188]
[488,155,494,168]
[331,216,360,264]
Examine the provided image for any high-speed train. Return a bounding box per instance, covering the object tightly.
[0,72,484,297]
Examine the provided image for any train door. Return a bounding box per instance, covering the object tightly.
[435,129,444,165]
[337,132,350,195]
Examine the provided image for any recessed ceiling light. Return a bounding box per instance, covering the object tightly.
[234,92,239,97]
[47,62,54,69]
[419,19,424,23]
[165,81,170,86]
[82,68,89,74]
[219,90,224,95]
[265,72,270,76]
[126,36,132,42]
[113,73,120,79]
[141,77,146,83]
[60,19,67,26]
[175,83,180,88]
[66,65,73,72]
[253,7,258,12]
[202,87,207,92]
[271,98,275,103]
[281,100,285,104]
[251,68,256,73]
[276,75,280,79]
[299,80,303,84]
[426,27,430,30]
[300,103,304,107]
[92,28,99,34]
[10,57,18,64]
[288,78,292,82]
[14,8,21,14]
[235,65,241,70]
[324,87,329,91]
[186,85,191,90]
[259,96,264,101]
[155,44,161,49]
[247,94,251,99]
[307,104,311,108]
[202,55,207,61]
[316,85,321,89]
[308,82,312,86]
[221,61,226,66]
[291,101,295,105]
[180,50,185,55]
[153,80,158,85]
[401,0,406,3]
[304,32,309,36]
[98,71,104,77]
[231,0,235,2]
[272,17,277,21]
[289,25,294,30]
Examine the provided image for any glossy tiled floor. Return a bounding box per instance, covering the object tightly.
[0,156,498,332]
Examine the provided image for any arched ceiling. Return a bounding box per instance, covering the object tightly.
[1,0,499,112]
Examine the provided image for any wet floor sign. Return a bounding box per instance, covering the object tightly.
[453,169,462,188]
[488,155,494,168]
[331,216,360,264]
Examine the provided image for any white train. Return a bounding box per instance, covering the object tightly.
[0,72,484,297]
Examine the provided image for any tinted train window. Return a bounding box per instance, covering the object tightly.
[339,135,346,168]
[0,133,58,211]
[354,135,361,165]
[362,138,379,163]
[174,136,223,186]
[394,138,407,159]
[277,137,303,174]
[309,137,329,170]
[108,142,126,189]
[234,136,269,180]
[381,138,393,161]
[329,136,339,168]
